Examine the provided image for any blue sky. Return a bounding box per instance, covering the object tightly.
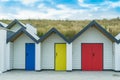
[0,0,120,20]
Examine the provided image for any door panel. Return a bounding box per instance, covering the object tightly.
[26,43,35,70]
[82,43,103,71]
[92,44,103,70]
[55,44,66,70]
[82,44,92,70]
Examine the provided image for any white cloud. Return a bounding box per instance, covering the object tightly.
[0,9,119,20]
[0,1,120,20]
[19,0,39,5]
[13,10,41,19]
[78,0,94,8]
[19,0,54,6]
[7,4,114,20]
[78,0,84,3]
[0,13,13,19]
[0,5,119,20]
[0,0,9,2]
[57,4,67,9]
[38,3,45,8]
[109,1,120,8]
[78,0,120,12]
[56,4,71,10]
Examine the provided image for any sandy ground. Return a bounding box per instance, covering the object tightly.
[0,70,120,80]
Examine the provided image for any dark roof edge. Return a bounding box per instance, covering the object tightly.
[7,28,39,43]
[7,19,26,29]
[69,20,94,43]
[0,24,4,27]
[117,39,120,43]
[6,20,119,44]
[38,28,70,43]
[69,20,118,43]
[94,20,118,43]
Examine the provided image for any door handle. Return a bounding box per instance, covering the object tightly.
[26,53,28,56]
[92,53,95,56]
[56,53,57,56]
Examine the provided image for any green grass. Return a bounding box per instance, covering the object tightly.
[0,18,120,39]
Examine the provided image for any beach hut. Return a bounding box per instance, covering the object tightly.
[6,20,41,71]
[70,20,118,71]
[38,28,72,71]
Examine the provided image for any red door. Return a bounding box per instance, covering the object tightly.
[82,43,103,71]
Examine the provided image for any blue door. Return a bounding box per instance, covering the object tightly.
[26,43,35,70]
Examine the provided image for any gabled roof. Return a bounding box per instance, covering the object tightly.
[7,19,26,29]
[117,40,120,43]
[38,28,69,43]
[26,24,37,34]
[115,33,120,43]
[7,28,39,43]
[70,20,118,43]
[0,22,8,27]
[0,23,4,27]
[7,31,15,39]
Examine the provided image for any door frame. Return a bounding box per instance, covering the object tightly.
[81,43,104,71]
[25,43,35,70]
[54,43,66,70]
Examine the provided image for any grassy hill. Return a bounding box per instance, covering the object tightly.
[0,18,120,39]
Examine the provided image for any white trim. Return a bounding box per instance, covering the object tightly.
[114,42,120,71]
[6,42,10,70]
[67,43,72,71]
[0,30,6,72]
[35,43,41,71]
[6,42,14,70]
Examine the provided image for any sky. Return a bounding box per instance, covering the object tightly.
[0,0,120,20]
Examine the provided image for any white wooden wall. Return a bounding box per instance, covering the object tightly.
[114,33,120,71]
[41,33,66,69]
[13,34,34,69]
[72,27,113,70]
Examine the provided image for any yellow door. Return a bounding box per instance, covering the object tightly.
[55,44,66,70]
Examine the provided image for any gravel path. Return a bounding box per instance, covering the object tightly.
[0,70,120,80]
